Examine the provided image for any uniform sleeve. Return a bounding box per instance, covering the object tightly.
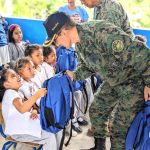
[118,3,134,38]
[8,90,21,105]
[95,31,150,87]
[96,2,134,38]
[73,52,96,80]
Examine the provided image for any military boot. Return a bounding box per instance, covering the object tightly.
[89,137,106,150]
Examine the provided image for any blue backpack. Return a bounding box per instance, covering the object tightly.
[40,73,74,134]
[125,101,150,150]
[56,46,78,73]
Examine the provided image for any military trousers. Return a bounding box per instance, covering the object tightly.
[89,79,145,150]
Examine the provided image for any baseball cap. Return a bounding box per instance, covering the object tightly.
[43,12,71,47]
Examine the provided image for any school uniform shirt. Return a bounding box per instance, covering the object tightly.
[31,65,47,91]
[19,79,40,105]
[2,89,42,137]
[42,62,55,80]
[2,89,24,124]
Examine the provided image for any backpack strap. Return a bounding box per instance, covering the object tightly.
[44,78,50,104]
[64,75,74,147]
[59,129,66,150]
[82,81,89,114]
[91,73,102,93]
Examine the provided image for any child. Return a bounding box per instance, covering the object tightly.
[0,69,58,150]
[42,45,56,79]
[15,57,62,149]
[24,44,47,89]
[24,45,64,148]
[15,57,40,114]
[42,45,74,81]
[8,24,27,63]
[0,16,10,68]
[43,45,79,137]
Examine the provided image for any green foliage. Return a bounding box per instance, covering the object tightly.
[118,0,150,28]
[0,0,149,28]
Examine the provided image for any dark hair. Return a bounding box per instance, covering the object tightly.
[43,45,55,57]
[15,57,31,73]
[63,18,76,30]
[8,24,21,43]
[0,69,9,102]
[24,44,41,57]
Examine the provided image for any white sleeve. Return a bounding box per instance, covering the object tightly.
[4,90,21,105]
[42,63,54,79]
[19,84,31,99]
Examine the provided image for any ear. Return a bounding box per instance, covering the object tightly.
[17,69,23,76]
[61,28,68,36]
[3,81,10,89]
[44,56,48,62]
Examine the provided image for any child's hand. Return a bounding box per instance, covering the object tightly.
[66,70,74,81]
[30,109,38,120]
[37,88,47,97]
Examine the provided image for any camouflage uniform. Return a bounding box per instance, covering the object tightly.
[74,21,150,150]
[94,0,134,37]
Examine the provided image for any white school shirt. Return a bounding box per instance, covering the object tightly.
[31,65,47,88]
[2,89,41,137]
[19,79,40,105]
[42,62,55,80]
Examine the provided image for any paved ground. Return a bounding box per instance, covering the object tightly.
[0,124,94,150]
[0,114,111,150]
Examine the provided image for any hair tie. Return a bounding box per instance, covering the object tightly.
[9,24,20,31]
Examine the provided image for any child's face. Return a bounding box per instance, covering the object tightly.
[31,48,43,66]
[45,50,57,66]
[4,69,22,90]
[12,27,23,43]
[18,62,35,81]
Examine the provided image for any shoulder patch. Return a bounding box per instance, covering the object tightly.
[112,40,124,52]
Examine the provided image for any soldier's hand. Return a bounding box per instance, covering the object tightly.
[144,86,150,101]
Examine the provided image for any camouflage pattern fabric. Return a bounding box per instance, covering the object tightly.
[74,20,150,150]
[94,0,134,37]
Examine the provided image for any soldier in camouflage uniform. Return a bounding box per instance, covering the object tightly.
[80,0,134,37]
[80,0,147,44]
[43,12,150,150]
